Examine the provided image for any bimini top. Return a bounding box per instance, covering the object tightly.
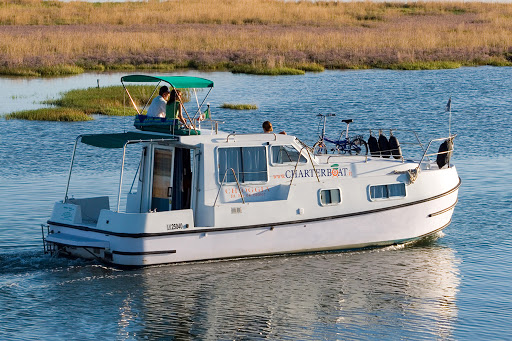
[121,75,214,89]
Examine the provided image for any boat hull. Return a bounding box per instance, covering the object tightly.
[46,179,459,266]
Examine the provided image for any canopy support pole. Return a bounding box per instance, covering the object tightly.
[64,136,81,203]
[117,143,128,212]
[122,81,141,115]
[192,87,213,120]
[174,89,198,134]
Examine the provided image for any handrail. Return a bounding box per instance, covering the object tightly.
[214,168,246,206]
[226,132,277,142]
[290,146,320,186]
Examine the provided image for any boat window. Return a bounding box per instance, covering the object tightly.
[320,188,341,206]
[271,145,307,165]
[218,147,267,183]
[369,183,406,200]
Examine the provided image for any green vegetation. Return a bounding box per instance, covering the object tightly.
[5,108,93,122]
[6,85,193,121]
[221,103,258,110]
[0,65,85,77]
[231,65,305,76]
[7,85,155,121]
[43,85,155,116]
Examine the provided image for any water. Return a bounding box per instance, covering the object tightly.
[1,67,511,340]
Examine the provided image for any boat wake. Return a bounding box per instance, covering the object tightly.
[0,249,94,275]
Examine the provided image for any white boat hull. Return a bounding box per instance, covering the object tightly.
[46,178,459,266]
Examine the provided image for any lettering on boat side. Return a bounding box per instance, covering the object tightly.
[224,186,270,199]
[275,167,352,180]
[167,223,188,231]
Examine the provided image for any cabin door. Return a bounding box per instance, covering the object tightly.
[150,147,175,212]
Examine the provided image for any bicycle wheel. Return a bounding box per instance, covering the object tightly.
[349,137,368,155]
[313,141,327,155]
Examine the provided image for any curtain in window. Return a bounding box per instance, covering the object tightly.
[242,147,267,182]
[218,147,242,183]
[218,147,267,183]
[388,183,406,197]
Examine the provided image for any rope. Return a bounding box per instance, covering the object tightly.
[393,168,420,184]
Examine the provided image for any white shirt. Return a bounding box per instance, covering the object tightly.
[146,95,167,118]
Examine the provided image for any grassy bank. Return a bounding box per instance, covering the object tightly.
[5,108,93,121]
[1,0,512,76]
[221,103,258,110]
[7,85,155,121]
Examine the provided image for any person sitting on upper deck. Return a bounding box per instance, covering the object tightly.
[146,86,170,118]
[167,89,189,128]
[262,120,286,135]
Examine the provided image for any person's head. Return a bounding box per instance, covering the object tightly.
[159,86,170,100]
[262,121,273,133]
[168,89,181,102]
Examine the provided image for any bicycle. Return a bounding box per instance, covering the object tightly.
[313,114,368,155]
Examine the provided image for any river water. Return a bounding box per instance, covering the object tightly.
[0,67,511,340]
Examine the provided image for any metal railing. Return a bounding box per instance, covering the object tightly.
[415,135,456,172]
[226,132,278,142]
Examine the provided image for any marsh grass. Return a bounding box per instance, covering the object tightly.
[1,0,512,74]
[221,103,258,110]
[7,85,194,121]
[43,85,156,116]
[231,65,305,76]
[5,108,93,121]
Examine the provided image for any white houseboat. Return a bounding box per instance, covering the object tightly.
[43,75,460,266]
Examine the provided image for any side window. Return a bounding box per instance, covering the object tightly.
[320,188,341,206]
[369,183,406,200]
[271,145,307,164]
[218,147,267,183]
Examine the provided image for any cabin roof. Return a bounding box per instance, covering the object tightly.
[121,75,214,89]
[81,132,178,149]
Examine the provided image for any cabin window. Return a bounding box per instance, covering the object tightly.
[320,188,341,206]
[271,145,307,165]
[369,183,406,200]
[218,147,267,183]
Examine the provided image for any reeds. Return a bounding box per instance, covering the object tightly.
[1,0,512,75]
[221,104,258,110]
[43,85,155,116]
[5,108,93,121]
[7,85,155,121]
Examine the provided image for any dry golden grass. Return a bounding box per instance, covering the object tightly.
[0,0,511,72]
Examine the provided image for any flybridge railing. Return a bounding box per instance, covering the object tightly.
[225,133,278,142]
[416,135,456,171]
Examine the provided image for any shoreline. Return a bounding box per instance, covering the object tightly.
[0,59,509,78]
[1,1,511,77]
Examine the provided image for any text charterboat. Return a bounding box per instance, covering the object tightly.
[42,75,460,266]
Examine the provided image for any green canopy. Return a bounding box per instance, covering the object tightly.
[121,75,214,89]
[81,132,177,149]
